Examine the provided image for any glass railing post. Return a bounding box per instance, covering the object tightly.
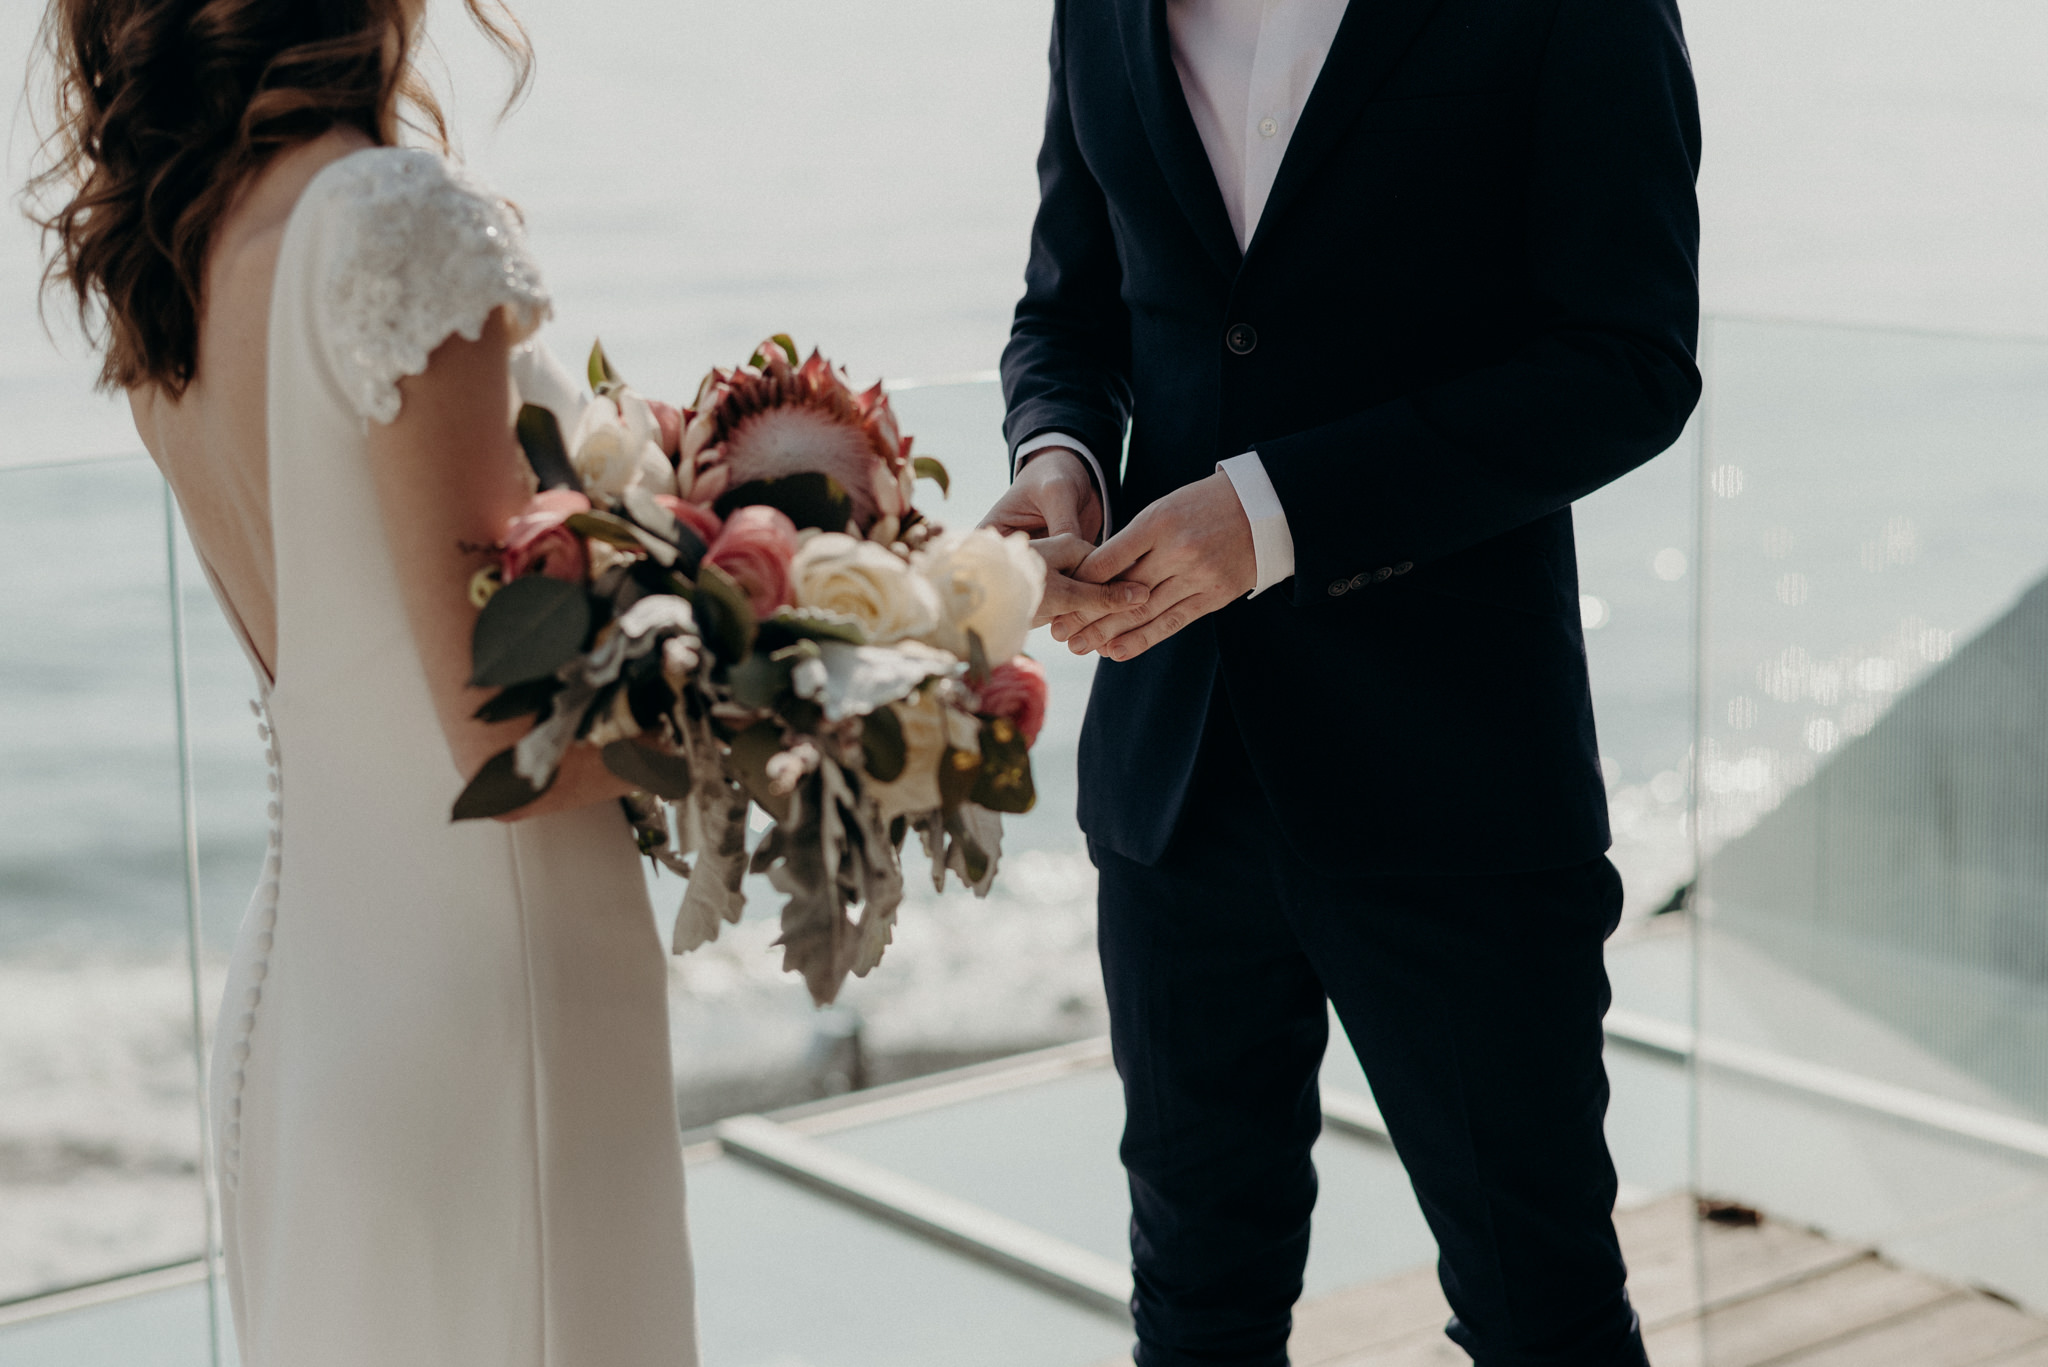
[163,477,224,1366]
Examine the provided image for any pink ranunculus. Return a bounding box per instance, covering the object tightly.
[978,657,1049,747]
[654,494,724,549]
[647,399,683,459]
[704,505,801,619]
[502,489,592,583]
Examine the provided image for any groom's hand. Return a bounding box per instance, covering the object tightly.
[981,448,1144,625]
[1057,473,1255,661]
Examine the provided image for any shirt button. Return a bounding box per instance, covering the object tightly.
[1226,323,1259,355]
[1328,579,1350,597]
[1258,116,1280,138]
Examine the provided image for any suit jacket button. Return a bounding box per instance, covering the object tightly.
[1328,578,1350,597]
[1349,572,1371,590]
[1226,323,1259,355]
[1393,561,1413,575]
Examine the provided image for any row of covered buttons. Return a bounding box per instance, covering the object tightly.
[1329,562,1413,596]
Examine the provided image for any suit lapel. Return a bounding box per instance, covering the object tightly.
[1246,0,1447,261]
[1118,0,1242,278]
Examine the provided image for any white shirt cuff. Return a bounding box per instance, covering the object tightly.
[1013,432,1114,541]
[1217,452,1296,597]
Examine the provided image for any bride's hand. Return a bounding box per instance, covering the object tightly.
[1028,532,1147,628]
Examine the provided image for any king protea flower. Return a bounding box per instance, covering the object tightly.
[677,340,917,534]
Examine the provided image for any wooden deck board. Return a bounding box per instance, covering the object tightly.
[1086,1195,2047,1367]
[1772,1293,2048,1367]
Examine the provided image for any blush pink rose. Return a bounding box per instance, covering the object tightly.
[654,494,725,549]
[647,399,684,459]
[977,657,1048,747]
[502,489,591,583]
[704,505,800,619]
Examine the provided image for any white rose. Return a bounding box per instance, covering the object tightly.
[914,527,1046,665]
[866,689,946,820]
[789,533,941,644]
[570,388,675,502]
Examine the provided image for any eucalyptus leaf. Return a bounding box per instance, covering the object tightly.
[566,510,676,567]
[939,738,982,813]
[713,473,853,533]
[694,562,757,662]
[912,456,951,497]
[601,740,694,801]
[761,608,868,649]
[470,576,590,687]
[727,652,792,710]
[860,704,907,783]
[515,404,580,491]
[451,747,550,821]
[472,676,561,723]
[968,717,1036,814]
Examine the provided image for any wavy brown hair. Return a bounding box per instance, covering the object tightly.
[26,0,531,396]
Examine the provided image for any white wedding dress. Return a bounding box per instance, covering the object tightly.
[205,147,699,1365]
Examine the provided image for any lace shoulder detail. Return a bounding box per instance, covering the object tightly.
[310,148,551,424]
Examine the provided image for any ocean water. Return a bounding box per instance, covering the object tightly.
[8,0,2043,1307]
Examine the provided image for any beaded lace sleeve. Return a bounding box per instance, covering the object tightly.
[312,148,551,425]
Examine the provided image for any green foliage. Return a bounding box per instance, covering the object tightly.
[912,456,950,497]
[760,608,868,650]
[515,404,580,491]
[588,339,624,393]
[451,747,549,821]
[601,740,694,801]
[693,562,758,662]
[964,628,991,687]
[566,510,677,567]
[860,705,907,783]
[471,676,561,723]
[749,334,799,370]
[470,576,590,687]
[969,717,1036,814]
[727,651,793,710]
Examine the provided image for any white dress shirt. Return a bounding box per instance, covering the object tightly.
[1018,0,1349,596]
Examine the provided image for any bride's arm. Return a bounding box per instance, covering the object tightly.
[366,306,635,822]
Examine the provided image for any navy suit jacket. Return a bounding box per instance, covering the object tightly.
[1003,0,1702,875]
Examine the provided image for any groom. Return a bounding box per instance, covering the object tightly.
[984,0,1700,1364]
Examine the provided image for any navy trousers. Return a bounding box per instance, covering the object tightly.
[1092,707,1648,1367]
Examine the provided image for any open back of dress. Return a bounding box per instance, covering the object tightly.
[207,145,698,1367]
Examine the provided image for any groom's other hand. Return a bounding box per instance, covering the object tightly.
[1060,473,1255,661]
[983,446,1104,542]
[982,448,1144,625]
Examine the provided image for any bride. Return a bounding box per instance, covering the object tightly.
[30,0,699,1361]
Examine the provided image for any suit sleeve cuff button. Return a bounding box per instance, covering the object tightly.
[1328,579,1350,597]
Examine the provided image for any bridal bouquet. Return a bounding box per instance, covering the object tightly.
[453,337,1048,1004]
